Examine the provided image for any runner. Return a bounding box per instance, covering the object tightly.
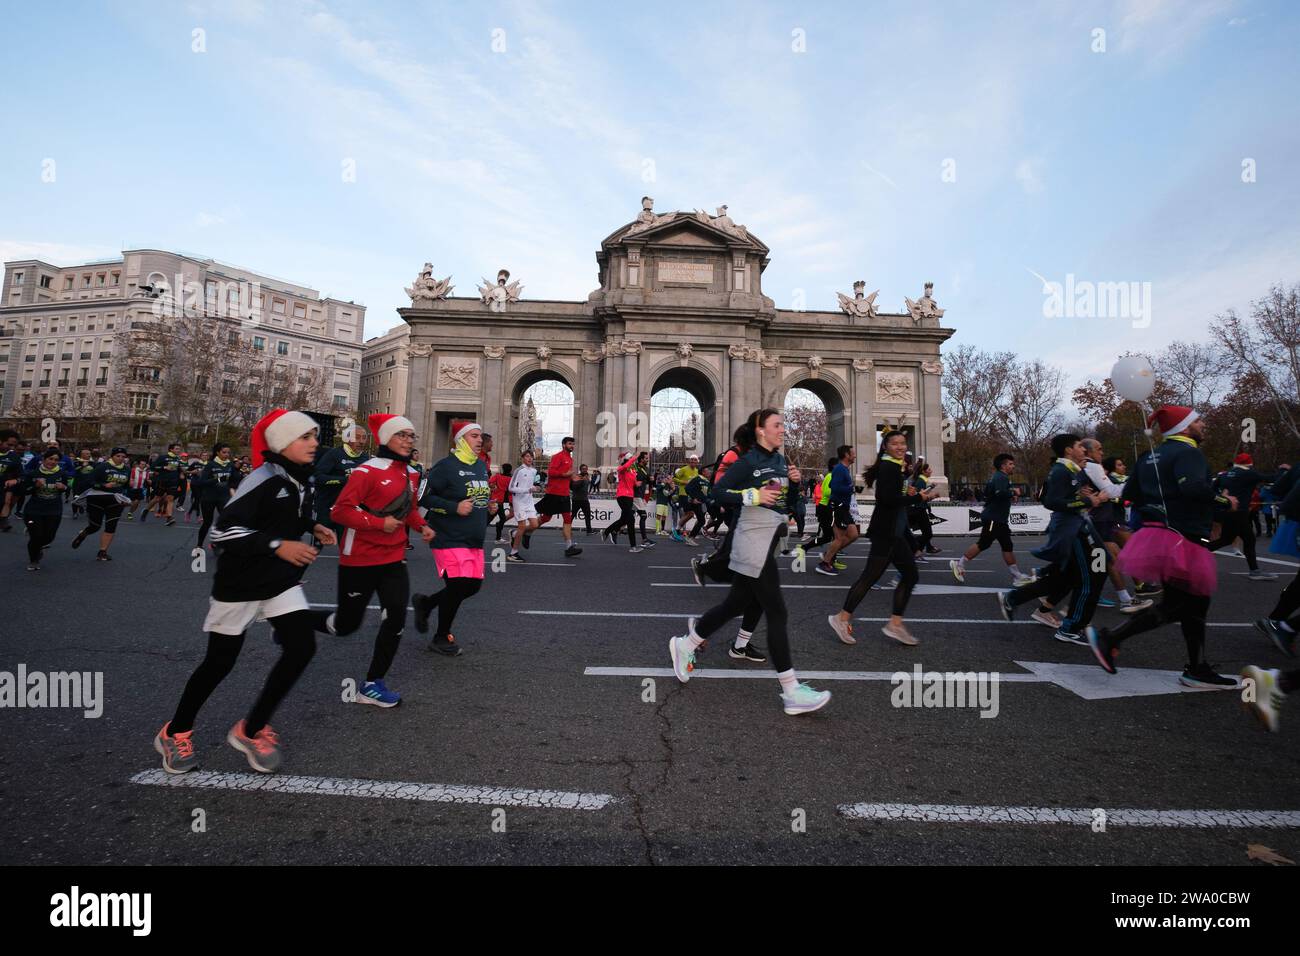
[827,430,922,647]
[412,422,496,656]
[478,433,493,473]
[951,453,1034,585]
[668,408,831,715]
[70,446,131,560]
[69,449,95,519]
[1240,665,1299,732]
[0,430,21,532]
[1208,452,1278,581]
[633,452,656,547]
[906,458,942,559]
[150,443,185,526]
[326,414,435,707]
[571,464,594,535]
[1081,439,1152,613]
[125,457,149,520]
[21,447,71,571]
[1084,405,1240,687]
[815,445,858,576]
[184,456,205,522]
[507,450,540,563]
[489,462,512,542]
[312,420,370,547]
[803,458,837,552]
[601,451,643,552]
[154,409,336,774]
[533,436,583,558]
[1253,455,1300,655]
[194,443,242,549]
[680,458,710,547]
[673,455,702,543]
[654,470,674,536]
[995,434,1107,644]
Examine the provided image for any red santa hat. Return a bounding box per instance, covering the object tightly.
[251,409,319,467]
[620,451,636,463]
[1234,452,1253,466]
[368,413,416,447]
[453,421,482,444]
[1146,404,1198,438]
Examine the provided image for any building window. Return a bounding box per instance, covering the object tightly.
[39,275,52,289]
[111,272,120,286]
[227,330,239,346]
[13,272,23,285]
[83,274,92,287]
[96,273,106,287]
[63,277,74,291]
[271,298,286,315]
[227,287,240,310]
[293,302,307,319]
[130,393,159,412]
[332,394,348,409]
[276,341,288,356]
[253,336,266,351]
[132,422,150,440]
[96,368,108,385]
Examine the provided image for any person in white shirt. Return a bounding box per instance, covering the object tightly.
[1081,438,1152,614]
[507,450,541,562]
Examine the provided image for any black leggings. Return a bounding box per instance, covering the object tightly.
[605,496,638,546]
[842,536,919,617]
[572,498,592,533]
[197,500,219,547]
[694,544,792,672]
[170,609,321,736]
[1008,537,1106,633]
[699,511,738,583]
[792,508,806,537]
[423,573,483,641]
[809,505,834,548]
[1106,585,1211,667]
[910,513,933,552]
[25,514,60,561]
[1269,568,1300,623]
[1209,511,1258,571]
[329,561,409,682]
[86,498,124,534]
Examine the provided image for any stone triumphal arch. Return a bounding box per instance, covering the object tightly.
[400,201,954,477]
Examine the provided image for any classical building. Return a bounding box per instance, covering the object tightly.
[360,324,410,419]
[399,202,954,476]
[0,249,365,445]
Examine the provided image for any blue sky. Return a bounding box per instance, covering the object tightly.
[3,0,1298,396]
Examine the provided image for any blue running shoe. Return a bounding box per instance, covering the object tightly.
[358,680,401,708]
[1096,597,1118,608]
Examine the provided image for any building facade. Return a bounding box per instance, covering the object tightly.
[359,324,410,420]
[0,249,365,448]
[399,202,955,479]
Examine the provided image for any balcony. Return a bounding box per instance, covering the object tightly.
[334,357,356,370]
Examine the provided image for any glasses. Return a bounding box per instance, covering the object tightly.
[392,431,417,441]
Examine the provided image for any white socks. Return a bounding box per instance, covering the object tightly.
[957,555,969,569]
[735,628,752,649]
[1117,589,1132,603]
[1009,563,1022,577]
[777,669,799,693]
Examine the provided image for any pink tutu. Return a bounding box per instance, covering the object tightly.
[1115,525,1216,596]
[433,547,485,579]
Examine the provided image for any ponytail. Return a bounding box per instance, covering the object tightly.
[863,430,907,488]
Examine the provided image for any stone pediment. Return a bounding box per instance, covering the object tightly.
[655,226,726,247]
[602,213,768,254]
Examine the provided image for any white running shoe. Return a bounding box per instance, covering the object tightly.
[1013,572,1037,587]
[828,614,856,645]
[882,622,919,646]
[669,635,696,683]
[1119,597,1153,614]
[950,559,965,583]
[1240,666,1282,732]
[781,683,831,715]
[1030,608,1061,629]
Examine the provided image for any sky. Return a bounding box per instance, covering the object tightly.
[3,0,1298,428]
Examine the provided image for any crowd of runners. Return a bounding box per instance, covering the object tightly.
[2,396,1296,775]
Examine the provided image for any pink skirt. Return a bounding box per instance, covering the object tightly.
[1115,525,1216,596]
[433,547,485,579]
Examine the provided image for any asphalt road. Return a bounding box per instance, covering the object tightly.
[2,506,1297,865]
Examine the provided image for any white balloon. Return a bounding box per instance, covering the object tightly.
[1111,356,1155,402]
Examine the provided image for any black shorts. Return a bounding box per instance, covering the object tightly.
[1091,519,1119,544]
[832,502,855,529]
[537,494,572,518]
[976,519,1014,553]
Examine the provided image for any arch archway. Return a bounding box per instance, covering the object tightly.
[649,365,717,471]
[510,367,575,460]
[777,376,846,469]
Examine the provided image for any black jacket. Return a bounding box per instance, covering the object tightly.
[209,453,318,602]
[1128,437,1229,542]
[866,457,909,540]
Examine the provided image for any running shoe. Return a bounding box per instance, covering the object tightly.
[428,634,462,657]
[357,680,402,707]
[227,720,282,773]
[1135,582,1162,597]
[405,542,415,550]
[914,555,929,564]
[670,531,685,542]
[1178,664,1239,689]
[1085,626,1118,674]
[882,622,919,646]
[827,614,856,645]
[668,635,696,683]
[1248,570,1279,581]
[564,545,583,557]
[640,540,656,549]
[925,545,942,555]
[691,556,712,587]
[683,537,700,547]
[781,683,831,715]
[1012,572,1036,587]
[1054,629,1087,645]
[950,559,966,583]
[71,527,90,549]
[629,546,643,553]
[412,593,434,633]
[1118,597,1153,614]
[814,562,838,577]
[833,560,847,570]
[124,512,133,521]
[729,642,767,662]
[600,529,612,543]
[1096,597,1117,609]
[154,721,199,774]
[96,550,112,562]
[1240,666,1283,732]
[656,530,669,537]
[506,553,525,563]
[165,518,176,527]
[26,563,39,572]
[996,590,1017,622]
[1030,608,1061,629]
[1254,618,1296,657]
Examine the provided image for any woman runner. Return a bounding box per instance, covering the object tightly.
[71,446,132,560]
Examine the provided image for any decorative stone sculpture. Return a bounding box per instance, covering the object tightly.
[744,346,763,362]
[622,340,643,356]
[727,343,748,360]
[836,280,879,318]
[806,355,824,377]
[408,343,432,357]
[478,269,523,312]
[760,350,780,369]
[405,262,453,304]
[626,196,676,236]
[921,360,943,376]
[852,358,874,372]
[483,345,506,359]
[904,282,945,323]
[437,356,479,389]
[694,204,749,240]
[536,345,553,364]
[581,346,606,363]
[875,371,915,404]
[676,342,694,360]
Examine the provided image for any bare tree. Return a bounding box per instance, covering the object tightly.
[1154,340,1229,408]
[942,344,1017,435]
[782,402,828,471]
[1003,359,1066,488]
[1212,282,1300,439]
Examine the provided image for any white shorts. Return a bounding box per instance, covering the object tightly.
[512,495,537,522]
[203,585,309,636]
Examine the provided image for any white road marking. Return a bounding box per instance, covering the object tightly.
[650,583,1009,594]
[838,802,1300,828]
[648,565,995,573]
[518,610,1256,628]
[584,661,1239,699]
[1215,549,1298,569]
[131,769,615,810]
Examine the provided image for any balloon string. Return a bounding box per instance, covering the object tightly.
[1140,401,1172,530]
